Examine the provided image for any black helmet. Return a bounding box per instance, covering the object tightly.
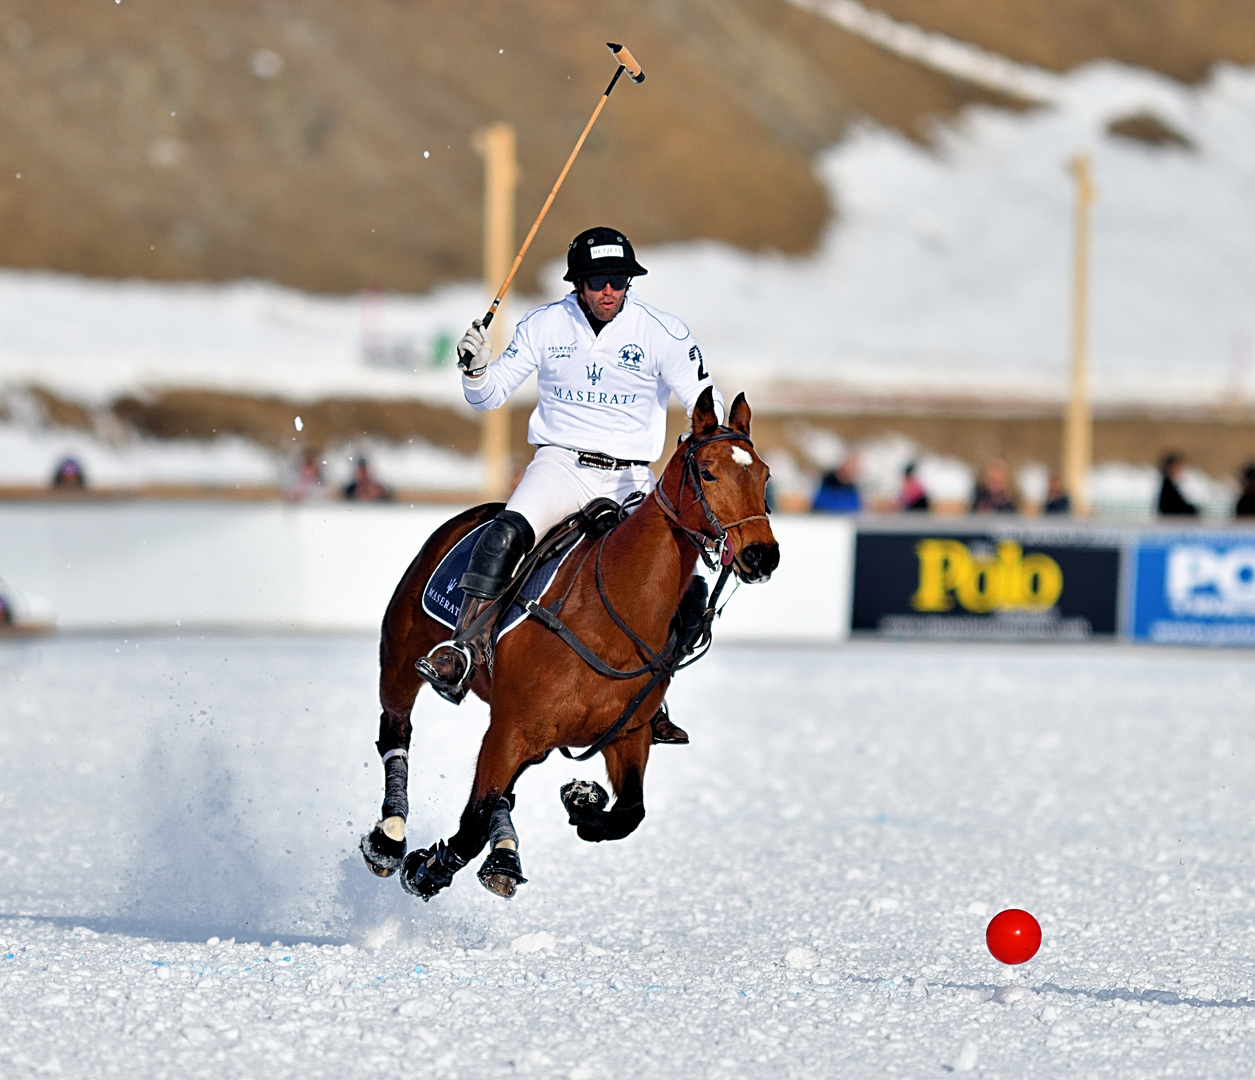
[563,226,648,282]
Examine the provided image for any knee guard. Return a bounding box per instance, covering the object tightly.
[459,510,535,599]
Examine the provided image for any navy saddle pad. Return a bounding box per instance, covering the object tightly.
[421,522,575,642]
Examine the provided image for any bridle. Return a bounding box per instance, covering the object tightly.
[652,427,771,571]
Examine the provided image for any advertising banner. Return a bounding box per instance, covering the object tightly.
[853,528,1122,639]
[1130,533,1255,645]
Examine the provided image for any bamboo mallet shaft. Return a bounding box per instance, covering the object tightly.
[474,43,645,335]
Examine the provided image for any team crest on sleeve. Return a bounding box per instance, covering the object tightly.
[617,343,645,371]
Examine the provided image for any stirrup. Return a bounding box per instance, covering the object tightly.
[415,640,475,705]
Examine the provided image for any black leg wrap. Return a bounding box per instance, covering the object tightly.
[381,754,409,821]
[399,840,467,901]
[360,824,407,877]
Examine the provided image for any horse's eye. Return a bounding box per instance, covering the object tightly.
[700,467,717,482]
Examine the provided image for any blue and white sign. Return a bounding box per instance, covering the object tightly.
[1131,533,1255,645]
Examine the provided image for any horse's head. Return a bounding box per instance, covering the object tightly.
[657,387,780,583]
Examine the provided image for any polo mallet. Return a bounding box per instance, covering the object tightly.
[459,42,645,368]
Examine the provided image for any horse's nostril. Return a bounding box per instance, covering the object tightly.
[741,542,780,578]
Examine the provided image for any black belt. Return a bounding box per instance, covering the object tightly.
[565,449,651,471]
[577,451,650,471]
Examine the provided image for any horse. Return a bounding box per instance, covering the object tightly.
[359,387,779,900]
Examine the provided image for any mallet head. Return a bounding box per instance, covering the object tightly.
[606,42,645,83]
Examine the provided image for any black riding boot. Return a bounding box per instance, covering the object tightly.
[650,575,710,745]
[416,511,535,704]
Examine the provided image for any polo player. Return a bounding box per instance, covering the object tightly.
[416,226,724,744]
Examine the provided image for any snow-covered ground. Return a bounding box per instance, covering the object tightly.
[3,634,1255,1077]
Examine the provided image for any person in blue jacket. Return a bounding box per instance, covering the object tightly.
[812,457,861,514]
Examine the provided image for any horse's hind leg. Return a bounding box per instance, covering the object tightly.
[360,605,427,877]
[561,722,651,843]
[360,707,413,877]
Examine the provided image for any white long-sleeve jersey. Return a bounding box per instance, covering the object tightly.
[461,291,724,463]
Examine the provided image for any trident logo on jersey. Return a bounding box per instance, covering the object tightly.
[586,362,603,385]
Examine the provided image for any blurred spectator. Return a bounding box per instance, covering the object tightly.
[0,589,11,626]
[286,451,329,501]
[1236,463,1255,518]
[51,456,85,489]
[344,456,393,502]
[1043,473,1071,515]
[895,461,929,512]
[1157,453,1198,517]
[971,458,1017,513]
[812,456,861,514]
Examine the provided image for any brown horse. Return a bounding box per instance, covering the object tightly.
[360,388,778,900]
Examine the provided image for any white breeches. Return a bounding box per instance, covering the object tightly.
[505,446,656,543]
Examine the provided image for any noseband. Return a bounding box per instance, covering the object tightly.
[652,427,770,571]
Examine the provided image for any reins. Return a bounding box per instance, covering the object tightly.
[519,425,765,761]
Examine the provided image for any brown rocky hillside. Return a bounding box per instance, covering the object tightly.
[11,0,1242,295]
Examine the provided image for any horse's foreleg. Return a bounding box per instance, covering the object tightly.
[476,795,528,898]
[561,721,651,843]
[401,723,529,901]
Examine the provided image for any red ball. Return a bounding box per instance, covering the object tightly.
[985,908,1042,965]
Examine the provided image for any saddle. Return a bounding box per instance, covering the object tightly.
[421,497,634,647]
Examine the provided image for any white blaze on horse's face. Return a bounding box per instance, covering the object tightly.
[730,446,753,468]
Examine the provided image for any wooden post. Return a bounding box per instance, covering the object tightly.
[1063,153,1094,517]
[473,123,518,501]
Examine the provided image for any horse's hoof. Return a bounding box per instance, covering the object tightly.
[360,823,407,878]
[400,841,465,901]
[560,779,609,823]
[477,847,527,899]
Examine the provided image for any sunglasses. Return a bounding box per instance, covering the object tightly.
[583,273,630,292]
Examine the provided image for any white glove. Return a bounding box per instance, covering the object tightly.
[456,320,492,376]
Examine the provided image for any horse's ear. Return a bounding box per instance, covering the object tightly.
[690,386,719,438]
[728,392,751,436]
